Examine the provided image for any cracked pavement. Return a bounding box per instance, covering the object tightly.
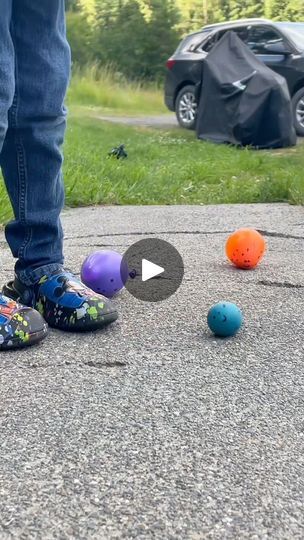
[0,203,303,539]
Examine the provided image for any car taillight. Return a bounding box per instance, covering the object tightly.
[166,58,176,70]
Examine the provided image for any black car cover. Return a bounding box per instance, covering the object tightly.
[196,31,297,149]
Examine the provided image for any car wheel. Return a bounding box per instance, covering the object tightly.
[175,85,198,130]
[292,88,304,137]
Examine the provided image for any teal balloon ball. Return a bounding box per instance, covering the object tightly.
[207,302,243,337]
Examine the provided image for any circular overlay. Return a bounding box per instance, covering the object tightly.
[121,238,184,302]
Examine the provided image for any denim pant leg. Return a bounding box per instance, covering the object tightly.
[0,1,14,154]
[0,0,71,286]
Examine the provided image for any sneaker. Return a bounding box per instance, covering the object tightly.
[0,294,48,350]
[3,271,118,332]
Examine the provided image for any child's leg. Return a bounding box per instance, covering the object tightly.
[1,0,118,332]
[0,1,48,350]
[0,0,71,286]
[0,0,14,152]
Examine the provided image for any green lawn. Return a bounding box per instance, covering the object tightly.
[63,115,304,207]
[0,114,303,225]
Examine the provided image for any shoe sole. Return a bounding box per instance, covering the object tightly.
[46,310,119,332]
[0,327,48,351]
[3,284,118,333]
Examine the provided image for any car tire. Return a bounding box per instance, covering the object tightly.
[175,85,198,130]
[292,88,304,137]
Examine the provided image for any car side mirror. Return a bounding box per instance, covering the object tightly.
[263,41,291,55]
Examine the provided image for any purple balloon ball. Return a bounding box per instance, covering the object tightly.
[81,250,128,298]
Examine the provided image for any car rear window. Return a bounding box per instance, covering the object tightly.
[175,30,211,53]
[195,26,250,53]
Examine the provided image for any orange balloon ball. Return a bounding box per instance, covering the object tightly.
[226,228,266,269]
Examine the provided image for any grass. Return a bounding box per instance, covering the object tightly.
[0,112,303,225]
[63,115,304,206]
[67,65,167,116]
[62,116,304,207]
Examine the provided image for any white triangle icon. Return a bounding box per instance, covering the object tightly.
[142,259,164,282]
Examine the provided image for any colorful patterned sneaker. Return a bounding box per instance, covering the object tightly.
[3,271,118,332]
[0,294,48,350]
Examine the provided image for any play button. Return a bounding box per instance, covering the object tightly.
[142,259,164,282]
[121,238,184,302]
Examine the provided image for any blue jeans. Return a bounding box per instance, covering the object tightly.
[0,0,71,286]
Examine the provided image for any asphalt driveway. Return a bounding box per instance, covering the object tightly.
[96,114,304,144]
[0,203,303,539]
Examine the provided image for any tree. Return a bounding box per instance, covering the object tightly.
[92,0,180,80]
[65,0,79,11]
[267,0,288,18]
[143,0,180,79]
[267,0,304,20]
[66,0,304,77]
[285,0,304,20]
[175,0,205,33]
[77,0,99,20]
[93,1,148,77]
[66,11,94,65]
[229,0,264,19]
